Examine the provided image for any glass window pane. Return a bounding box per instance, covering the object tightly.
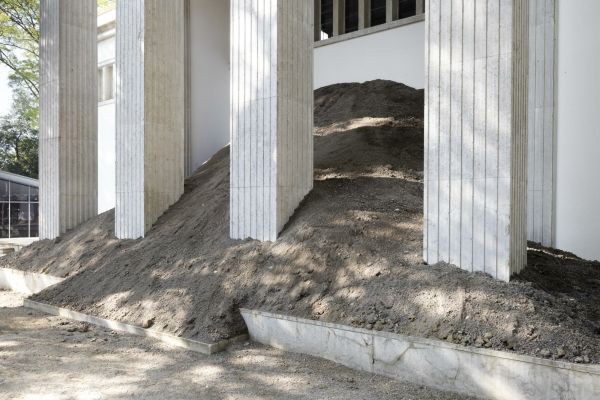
[345,0,359,33]
[10,182,29,202]
[30,186,39,202]
[398,0,416,19]
[371,0,387,27]
[30,203,39,237]
[321,0,333,39]
[0,180,8,201]
[10,202,30,238]
[0,203,8,238]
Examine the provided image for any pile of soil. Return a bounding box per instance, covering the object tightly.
[2,80,599,364]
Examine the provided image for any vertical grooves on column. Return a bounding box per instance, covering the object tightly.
[426,0,527,281]
[116,0,184,239]
[423,0,429,261]
[527,0,554,247]
[449,0,463,267]
[116,0,144,239]
[40,0,97,240]
[509,0,529,277]
[461,0,475,271]
[231,0,311,241]
[184,0,192,178]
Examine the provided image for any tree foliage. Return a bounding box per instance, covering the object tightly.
[0,110,38,179]
[0,0,39,98]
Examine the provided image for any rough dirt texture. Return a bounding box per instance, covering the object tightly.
[0,290,473,400]
[1,80,599,364]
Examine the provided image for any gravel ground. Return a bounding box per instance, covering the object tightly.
[0,290,474,400]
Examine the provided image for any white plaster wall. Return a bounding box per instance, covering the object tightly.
[554,0,600,261]
[98,36,116,213]
[189,0,231,172]
[314,21,425,90]
[98,103,115,214]
[98,36,114,64]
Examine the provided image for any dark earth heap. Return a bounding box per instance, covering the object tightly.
[2,80,599,364]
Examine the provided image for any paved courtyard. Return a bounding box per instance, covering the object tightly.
[0,290,472,399]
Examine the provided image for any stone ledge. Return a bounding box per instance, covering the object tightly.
[0,268,64,294]
[24,299,248,356]
[241,309,600,400]
[314,14,425,48]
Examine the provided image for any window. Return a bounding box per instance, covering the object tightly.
[345,0,359,33]
[321,0,334,39]
[398,0,416,19]
[98,62,115,103]
[371,0,387,27]
[0,178,39,238]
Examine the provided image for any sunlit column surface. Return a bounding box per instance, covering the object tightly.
[424,0,529,281]
[230,0,314,241]
[115,0,185,239]
[39,0,98,240]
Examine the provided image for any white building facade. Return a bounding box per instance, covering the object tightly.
[40,1,600,278]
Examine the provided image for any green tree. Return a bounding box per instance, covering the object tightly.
[0,109,38,179]
[0,0,111,179]
[0,0,39,98]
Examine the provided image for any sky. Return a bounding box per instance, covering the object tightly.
[0,64,12,117]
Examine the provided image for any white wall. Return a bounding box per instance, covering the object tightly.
[98,35,116,214]
[314,21,425,90]
[554,0,600,261]
[189,0,231,172]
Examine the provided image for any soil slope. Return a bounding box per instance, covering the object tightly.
[2,80,599,364]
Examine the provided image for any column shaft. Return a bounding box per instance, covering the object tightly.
[334,0,345,35]
[527,0,555,247]
[359,0,370,29]
[424,0,529,281]
[386,0,398,23]
[115,0,185,239]
[39,0,98,240]
[230,0,314,241]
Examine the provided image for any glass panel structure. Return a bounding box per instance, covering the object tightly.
[398,0,416,19]
[321,0,334,39]
[345,0,359,33]
[10,202,29,237]
[0,203,8,238]
[0,180,8,202]
[0,176,39,238]
[370,0,386,27]
[30,203,39,237]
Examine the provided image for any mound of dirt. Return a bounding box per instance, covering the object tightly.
[2,80,599,364]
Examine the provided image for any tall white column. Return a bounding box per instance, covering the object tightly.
[230,0,314,241]
[424,0,529,281]
[527,0,555,247]
[39,0,98,240]
[386,0,398,23]
[115,0,185,239]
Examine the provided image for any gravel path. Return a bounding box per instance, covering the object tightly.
[0,290,474,400]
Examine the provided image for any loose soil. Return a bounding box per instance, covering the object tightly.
[1,80,599,365]
[0,290,473,399]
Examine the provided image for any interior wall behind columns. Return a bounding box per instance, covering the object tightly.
[189,0,231,174]
[554,0,600,261]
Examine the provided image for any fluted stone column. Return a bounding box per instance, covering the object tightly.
[230,0,314,241]
[424,0,529,281]
[527,0,555,247]
[39,0,98,240]
[116,0,185,239]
